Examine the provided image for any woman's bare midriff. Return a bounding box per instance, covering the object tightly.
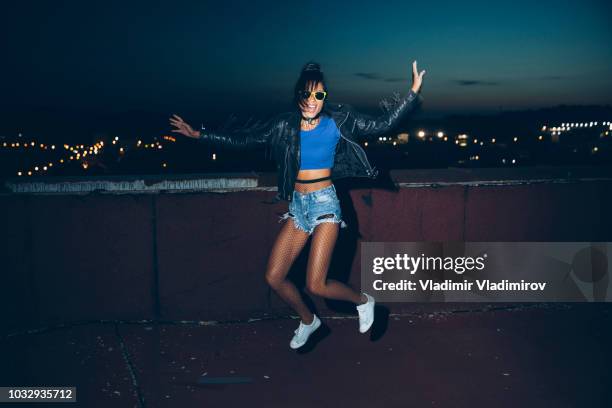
[294,168,333,193]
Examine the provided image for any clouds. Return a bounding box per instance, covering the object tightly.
[355,73,502,87]
[354,72,383,80]
[451,75,567,87]
[452,79,501,86]
[354,72,405,82]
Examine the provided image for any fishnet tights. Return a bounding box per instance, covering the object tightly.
[265,216,365,324]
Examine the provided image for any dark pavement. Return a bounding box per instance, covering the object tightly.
[2,303,611,408]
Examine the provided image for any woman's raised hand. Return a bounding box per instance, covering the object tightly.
[169,114,200,139]
[411,60,426,94]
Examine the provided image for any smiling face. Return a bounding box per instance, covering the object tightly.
[298,81,326,119]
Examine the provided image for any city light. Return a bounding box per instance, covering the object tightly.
[3,118,609,178]
[457,134,468,147]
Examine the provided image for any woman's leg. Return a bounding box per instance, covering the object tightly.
[305,222,367,305]
[265,218,313,323]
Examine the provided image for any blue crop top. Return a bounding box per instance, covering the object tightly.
[299,115,340,170]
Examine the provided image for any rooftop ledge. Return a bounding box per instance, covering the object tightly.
[3,165,612,194]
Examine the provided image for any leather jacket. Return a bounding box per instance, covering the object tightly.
[198,89,423,202]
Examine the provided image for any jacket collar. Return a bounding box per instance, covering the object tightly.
[289,101,348,131]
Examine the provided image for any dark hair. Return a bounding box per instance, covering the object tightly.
[293,61,328,110]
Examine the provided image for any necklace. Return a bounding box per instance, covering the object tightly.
[301,116,320,130]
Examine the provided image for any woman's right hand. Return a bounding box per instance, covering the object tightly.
[169,114,201,139]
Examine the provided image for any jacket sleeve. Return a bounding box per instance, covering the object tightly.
[350,89,423,141]
[197,113,281,150]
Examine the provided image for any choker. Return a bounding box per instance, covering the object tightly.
[301,114,321,125]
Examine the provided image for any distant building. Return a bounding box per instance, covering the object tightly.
[551,133,560,143]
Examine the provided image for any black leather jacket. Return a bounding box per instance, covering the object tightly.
[198,89,423,202]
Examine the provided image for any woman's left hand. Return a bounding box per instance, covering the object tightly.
[411,60,426,93]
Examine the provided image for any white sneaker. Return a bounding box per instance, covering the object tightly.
[356,293,375,333]
[290,314,321,349]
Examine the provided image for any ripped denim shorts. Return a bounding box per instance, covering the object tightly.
[278,184,347,235]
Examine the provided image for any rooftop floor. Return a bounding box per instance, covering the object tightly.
[2,303,610,407]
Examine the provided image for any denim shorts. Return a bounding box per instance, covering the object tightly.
[278,184,347,234]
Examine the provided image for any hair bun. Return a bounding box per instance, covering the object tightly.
[303,62,321,72]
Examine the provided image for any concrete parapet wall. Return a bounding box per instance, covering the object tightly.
[2,166,611,334]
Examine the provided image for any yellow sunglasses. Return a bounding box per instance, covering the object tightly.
[298,90,328,101]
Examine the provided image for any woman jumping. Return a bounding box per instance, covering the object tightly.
[169,60,425,349]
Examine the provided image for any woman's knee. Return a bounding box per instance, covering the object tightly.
[265,269,285,289]
[306,281,326,297]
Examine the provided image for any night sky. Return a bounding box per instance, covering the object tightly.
[2,0,611,136]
